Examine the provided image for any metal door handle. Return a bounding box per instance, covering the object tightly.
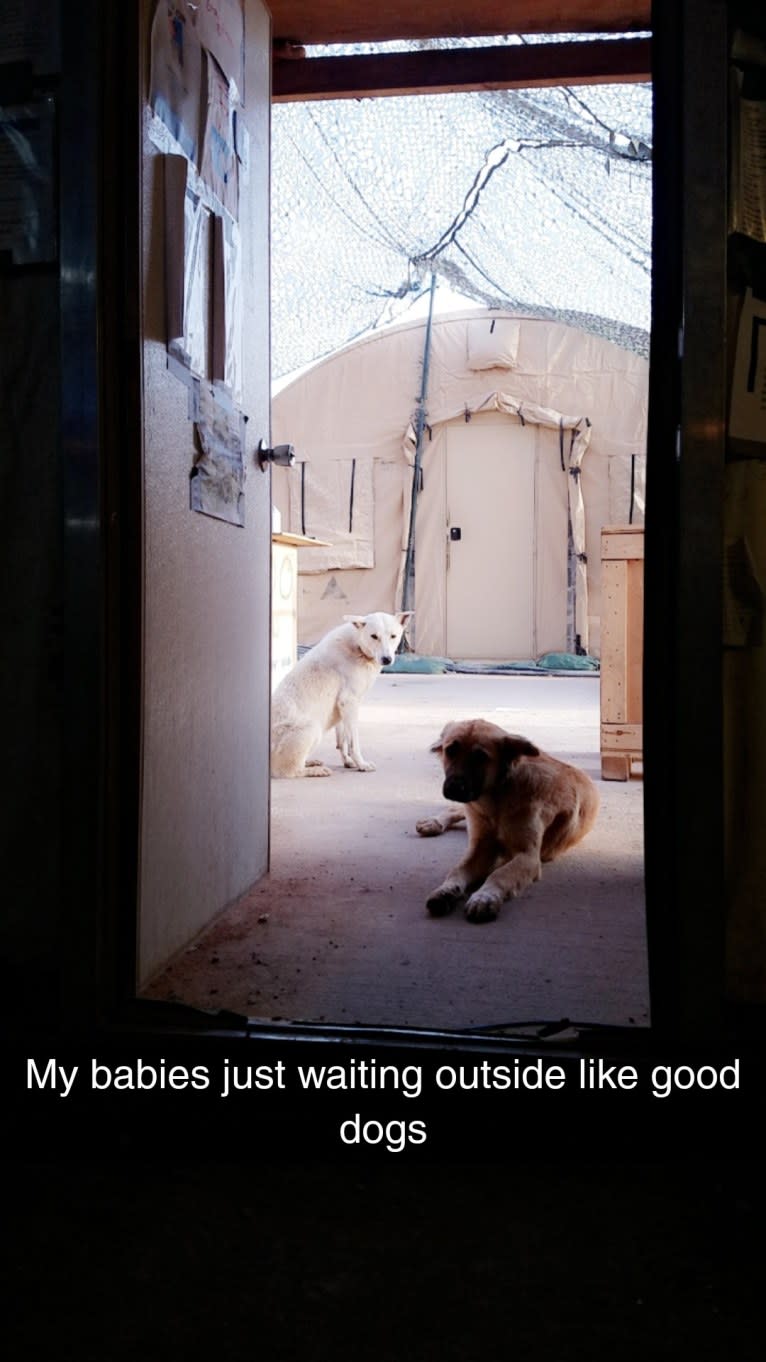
[258,440,296,470]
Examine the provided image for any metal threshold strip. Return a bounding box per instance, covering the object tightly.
[122,998,653,1055]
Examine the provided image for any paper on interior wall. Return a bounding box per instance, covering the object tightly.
[163,153,213,377]
[200,50,238,219]
[210,212,242,399]
[164,155,187,349]
[738,98,766,241]
[234,109,250,185]
[188,0,245,103]
[220,215,243,400]
[184,194,213,377]
[0,98,56,265]
[190,384,246,526]
[730,288,766,445]
[211,212,226,384]
[730,66,766,244]
[723,534,764,648]
[150,2,204,166]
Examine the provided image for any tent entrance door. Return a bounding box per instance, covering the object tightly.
[445,418,537,661]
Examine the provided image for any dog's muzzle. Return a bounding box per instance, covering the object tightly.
[442,775,476,803]
[381,654,393,667]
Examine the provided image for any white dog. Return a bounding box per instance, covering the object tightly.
[271,611,413,778]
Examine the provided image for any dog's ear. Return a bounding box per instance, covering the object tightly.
[343,615,367,630]
[429,728,446,754]
[397,612,414,627]
[500,734,539,776]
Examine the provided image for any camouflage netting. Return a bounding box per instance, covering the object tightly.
[271,34,652,380]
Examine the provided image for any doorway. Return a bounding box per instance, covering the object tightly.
[445,419,538,660]
[136,13,651,1037]
[443,415,574,662]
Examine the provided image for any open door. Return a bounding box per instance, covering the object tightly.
[137,0,273,984]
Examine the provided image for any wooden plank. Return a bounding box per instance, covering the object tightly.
[600,557,628,723]
[273,37,650,101]
[601,531,646,560]
[601,753,632,781]
[626,556,644,720]
[269,1,651,46]
[600,523,643,776]
[601,723,643,749]
[272,541,298,689]
[271,531,333,547]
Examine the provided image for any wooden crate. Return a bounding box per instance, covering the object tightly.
[271,531,331,691]
[600,525,644,780]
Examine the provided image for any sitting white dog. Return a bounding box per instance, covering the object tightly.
[271,611,413,778]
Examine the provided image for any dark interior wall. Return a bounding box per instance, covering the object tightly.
[1,0,110,1016]
[0,271,63,1002]
[0,0,64,1005]
[722,2,766,1004]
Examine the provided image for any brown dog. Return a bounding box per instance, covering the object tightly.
[417,718,599,922]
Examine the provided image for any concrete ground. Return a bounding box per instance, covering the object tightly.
[144,673,649,1031]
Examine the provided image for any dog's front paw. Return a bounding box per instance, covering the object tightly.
[303,764,332,777]
[426,884,465,917]
[354,759,376,772]
[416,817,444,837]
[465,889,502,923]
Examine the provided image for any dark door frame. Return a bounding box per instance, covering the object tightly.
[59,1,733,1052]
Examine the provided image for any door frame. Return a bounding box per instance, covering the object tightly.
[58,1,731,1051]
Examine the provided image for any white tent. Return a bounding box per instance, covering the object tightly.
[271,309,647,660]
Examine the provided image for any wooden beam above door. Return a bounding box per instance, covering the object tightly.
[268,1,651,46]
[273,36,651,102]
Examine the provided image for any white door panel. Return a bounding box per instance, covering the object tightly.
[138,0,272,982]
[445,420,537,660]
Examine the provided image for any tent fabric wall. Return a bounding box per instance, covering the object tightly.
[271,310,648,658]
[286,457,375,571]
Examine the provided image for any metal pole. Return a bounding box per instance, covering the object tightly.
[400,272,437,645]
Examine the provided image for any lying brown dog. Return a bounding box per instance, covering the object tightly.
[417,718,599,922]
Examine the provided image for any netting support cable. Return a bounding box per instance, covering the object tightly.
[400,271,437,645]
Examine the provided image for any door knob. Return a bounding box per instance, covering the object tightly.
[450,526,462,541]
[258,439,296,470]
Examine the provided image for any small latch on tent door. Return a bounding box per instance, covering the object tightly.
[258,439,296,470]
[450,527,462,541]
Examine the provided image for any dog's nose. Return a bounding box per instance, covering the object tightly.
[443,776,470,802]
[382,655,393,667]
